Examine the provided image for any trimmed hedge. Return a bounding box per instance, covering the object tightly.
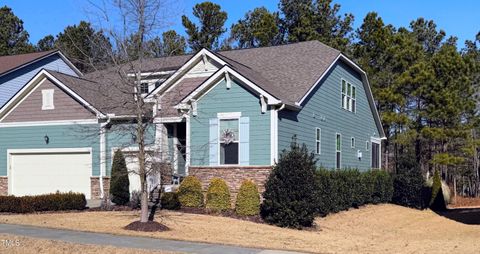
[392,161,427,209]
[0,192,86,213]
[235,180,260,216]
[206,178,231,212]
[314,168,393,216]
[178,176,204,208]
[161,192,181,210]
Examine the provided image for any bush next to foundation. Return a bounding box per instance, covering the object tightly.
[235,180,260,216]
[206,178,231,212]
[178,176,204,207]
[0,192,86,213]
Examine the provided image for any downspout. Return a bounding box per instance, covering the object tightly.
[99,116,111,199]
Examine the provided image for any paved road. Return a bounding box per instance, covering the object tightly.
[0,223,302,254]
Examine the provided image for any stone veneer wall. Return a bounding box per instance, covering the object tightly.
[90,177,110,199]
[0,177,7,196]
[189,166,272,203]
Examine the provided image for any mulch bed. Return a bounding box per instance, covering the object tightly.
[124,221,170,232]
[179,207,264,224]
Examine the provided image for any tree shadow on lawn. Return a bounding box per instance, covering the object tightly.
[434,208,480,225]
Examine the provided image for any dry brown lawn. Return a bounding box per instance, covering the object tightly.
[0,233,176,254]
[1,204,480,254]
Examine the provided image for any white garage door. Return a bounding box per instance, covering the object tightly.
[9,149,92,199]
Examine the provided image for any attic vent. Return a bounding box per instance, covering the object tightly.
[202,53,208,71]
[225,72,231,89]
[41,89,54,110]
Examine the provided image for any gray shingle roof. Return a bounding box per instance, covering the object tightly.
[71,41,342,113]
[0,50,58,77]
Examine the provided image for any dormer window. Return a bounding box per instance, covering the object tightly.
[41,89,54,110]
[140,83,150,94]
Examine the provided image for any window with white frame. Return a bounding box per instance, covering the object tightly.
[219,119,239,164]
[41,89,54,110]
[371,141,380,169]
[341,79,356,112]
[336,133,341,169]
[351,137,355,148]
[140,83,150,94]
[315,128,321,154]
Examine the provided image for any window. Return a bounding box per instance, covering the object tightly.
[219,119,239,164]
[366,141,370,151]
[315,128,321,154]
[341,79,356,112]
[336,133,341,169]
[351,137,355,148]
[140,83,150,94]
[371,142,380,169]
[41,89,54,110]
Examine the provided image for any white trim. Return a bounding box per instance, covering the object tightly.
[0,69,105,122]
[297,54,341,106]
[217,112,242,119]
[147,49,227,98]
[178,66,281,107]
[335,133,342,169]
[218,117,240,166]
[296,54,386,139]
[370,137,381,169]
[341,78,356,113]
[153,117,184,123]
[185,114,191,175]
[1,76,47,121]
[0,119,98,128]
[127,70,175,77]
[41,89,55,110]
[270,108,278,164]
[56,51,83,76]
[173,124,178,173]
[99,122,108,199]
[315,127,322,155]
[0,51,82,80]
[7,147,93,197]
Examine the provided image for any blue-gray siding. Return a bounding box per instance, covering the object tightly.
[0,124,100,176]
[0,54,78,107]
[105,124,156,176]
[278,61,380,170]
[190,79,271,166]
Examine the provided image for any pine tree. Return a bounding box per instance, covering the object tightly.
[110,150,130,205]
[0,6,34,56]
[182,1,227,51]
[230,7,280,48]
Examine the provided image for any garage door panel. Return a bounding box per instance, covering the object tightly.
[10,152,91,199]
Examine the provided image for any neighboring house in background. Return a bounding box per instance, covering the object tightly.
[0,41,385,200]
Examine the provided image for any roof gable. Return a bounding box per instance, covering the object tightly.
[0,50,82,78]
[0,70,104,121]
[1,77,96,123]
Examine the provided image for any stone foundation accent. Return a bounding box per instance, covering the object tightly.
[189,166,272,203]
[90,177,110,199]
[0,177,8,196]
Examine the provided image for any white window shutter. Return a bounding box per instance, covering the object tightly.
[209,118,219,165]
[239,117,250,165]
